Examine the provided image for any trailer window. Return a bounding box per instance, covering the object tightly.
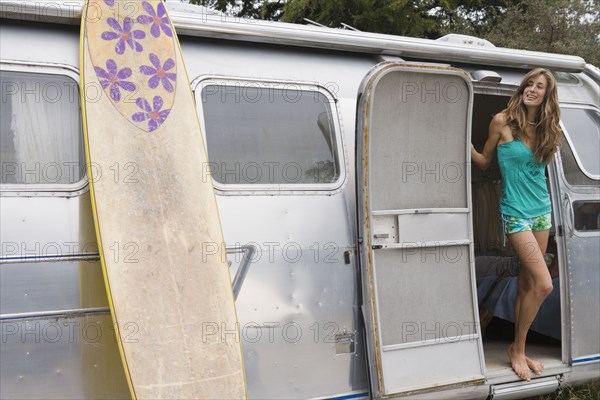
[199,82,340,187]
[573,201,600,232]
[0,70,84,186]
[559,107,600,185]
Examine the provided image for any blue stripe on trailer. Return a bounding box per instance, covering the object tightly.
[329,392,370,400]
[572,355,600,364]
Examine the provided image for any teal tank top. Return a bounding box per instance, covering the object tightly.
[497,138,551,218]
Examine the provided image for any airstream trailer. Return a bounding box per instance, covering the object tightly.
[0,1,598,399]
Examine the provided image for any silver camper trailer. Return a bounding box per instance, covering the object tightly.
[1,1,599,399]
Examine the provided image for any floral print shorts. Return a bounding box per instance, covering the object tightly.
[501,213,552,235]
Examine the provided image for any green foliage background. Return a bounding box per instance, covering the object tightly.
[189,0,600,66]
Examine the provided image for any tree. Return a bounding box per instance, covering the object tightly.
[483,0,600,65]
[281,0,439,38]
[433,0,519,37]
[189,0,600,65]
[281,0,600,64]
[188,0,285,20]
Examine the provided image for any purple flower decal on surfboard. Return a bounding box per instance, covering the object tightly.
[101,17,146,55]
[137,1,173,38]
[132,96,171,132]
[95,59,136,102]
[87,0,177,131]
[140,53,176,92]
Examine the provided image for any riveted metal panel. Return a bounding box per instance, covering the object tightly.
[0,314,129,400]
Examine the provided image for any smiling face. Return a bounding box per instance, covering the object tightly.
[522,73,548,110]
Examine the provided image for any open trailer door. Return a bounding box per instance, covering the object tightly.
[356,63,485,397]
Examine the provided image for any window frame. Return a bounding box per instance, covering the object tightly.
[0,60,87,196]
[572,200,600,233]
[559,103,600,182]
[192,75,347,195]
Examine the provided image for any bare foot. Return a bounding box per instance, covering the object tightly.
[508,344,531,381]
[526,356,544,375]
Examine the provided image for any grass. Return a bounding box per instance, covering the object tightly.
[525,379,600,400]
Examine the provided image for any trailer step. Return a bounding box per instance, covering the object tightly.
[489,376,560,400]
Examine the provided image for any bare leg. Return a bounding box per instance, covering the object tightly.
[507,229,552,381]
[524,230,551,375]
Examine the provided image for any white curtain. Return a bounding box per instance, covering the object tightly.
[9,74,82,184]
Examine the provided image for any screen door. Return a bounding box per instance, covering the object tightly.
[356,63,485,396]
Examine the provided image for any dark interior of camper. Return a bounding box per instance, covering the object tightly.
[470,93,563,374]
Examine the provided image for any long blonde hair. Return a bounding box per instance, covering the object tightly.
[504,68,561,164]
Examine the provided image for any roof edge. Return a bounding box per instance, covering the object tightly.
[0,0,587,73]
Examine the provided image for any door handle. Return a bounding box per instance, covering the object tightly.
[563,193,574,237]
[374,233,390,239]
[226,245,256,300]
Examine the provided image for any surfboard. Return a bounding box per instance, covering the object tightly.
[79,1,246,398]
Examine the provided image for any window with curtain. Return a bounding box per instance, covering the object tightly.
[1,70,84,186]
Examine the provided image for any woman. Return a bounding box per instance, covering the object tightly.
[471,68,561,381]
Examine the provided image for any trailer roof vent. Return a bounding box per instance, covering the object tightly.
[471,70,502,83]
[437,34,496,48]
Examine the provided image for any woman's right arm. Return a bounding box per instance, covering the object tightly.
[471,113,503,171]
